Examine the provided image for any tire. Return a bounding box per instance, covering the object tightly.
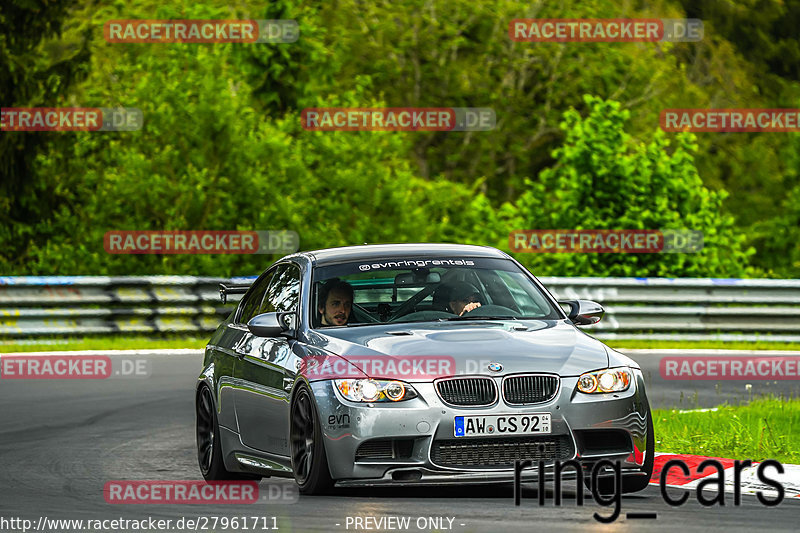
[196,385,261,481]
[586,408,655,495]
[290,384,334,494]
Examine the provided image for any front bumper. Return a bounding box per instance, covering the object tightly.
[310,369,651,486]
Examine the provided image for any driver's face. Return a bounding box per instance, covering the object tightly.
[319,288,352,326]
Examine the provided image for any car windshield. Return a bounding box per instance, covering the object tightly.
[311,257,562,327]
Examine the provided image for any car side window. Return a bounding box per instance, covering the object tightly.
[260,264,301,315]
[238,270,275,324]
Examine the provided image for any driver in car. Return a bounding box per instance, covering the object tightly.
[434,281,482,316]
[317,279,354,326]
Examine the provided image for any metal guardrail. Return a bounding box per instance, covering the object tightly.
[0,276,256,337]
[541,277,800,342]
[1,276,799,342]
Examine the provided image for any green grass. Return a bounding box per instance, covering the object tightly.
[610,339,800,351]
[0,334,208,353]
[654,396,800,464]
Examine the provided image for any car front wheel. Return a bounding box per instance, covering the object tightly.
[290,384,334,494]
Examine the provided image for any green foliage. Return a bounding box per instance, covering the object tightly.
[316,0,703,202]
[0,0,794,278]
[680,0,800,84]
[511,96,753,277]
[311,0,799,275]
[748,134,800,276]
[14,0,484,275]
[0,0,91,271]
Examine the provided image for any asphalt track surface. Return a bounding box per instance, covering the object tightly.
[1,350,799,533]
[625,349,800,408]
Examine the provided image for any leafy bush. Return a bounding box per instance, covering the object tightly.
[511,96,753,277]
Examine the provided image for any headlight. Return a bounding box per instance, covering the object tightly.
[576,367,631,393]
[334,379,418,402]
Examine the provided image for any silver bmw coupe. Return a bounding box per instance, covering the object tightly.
[196,243,653,494]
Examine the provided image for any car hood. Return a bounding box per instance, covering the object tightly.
[306,320,609,378]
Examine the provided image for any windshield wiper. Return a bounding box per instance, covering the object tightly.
[439,315,519,321]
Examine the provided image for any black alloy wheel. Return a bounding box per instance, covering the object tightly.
[290,384,334,494]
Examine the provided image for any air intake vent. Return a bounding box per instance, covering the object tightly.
[355,439,414,460]
[503,374,559,405]
[435,377,497,407]
[431,436,574,468]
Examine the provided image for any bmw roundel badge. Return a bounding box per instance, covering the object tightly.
[488,362,503,372]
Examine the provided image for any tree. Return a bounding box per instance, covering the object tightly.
[19,1,486,275]
[511,95,753,277]
[0,0,90,270]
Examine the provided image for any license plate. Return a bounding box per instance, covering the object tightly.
[454,413,551,437]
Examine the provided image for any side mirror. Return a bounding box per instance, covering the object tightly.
[559,300,604,326]
[248,312,294,337]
